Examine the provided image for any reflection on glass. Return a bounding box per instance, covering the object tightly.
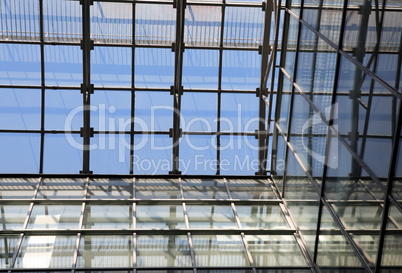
[0,235,19,268]
[137,235,191,267]
[0,205,29,229]
[37,178,86,199]
[77,235,132,268]
[185,6,221,47]
[227,179,274,200]
[333,204,384,229]
[246,235,307,266]
[135,179,181,199]
[87,178,132,199]
[28,205,80,230]
[182,179,228,199]
[187,205,237,228]
[84,205,131,229]
[236,205,288,229]
[0,178,37,199]
[15,236,75,268]
[136,205,185,229]
[192,235,249,266]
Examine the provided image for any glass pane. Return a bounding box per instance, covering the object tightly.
[0,178,38,199]
[0,236,19,268]
[135,178,181,199]
[0,133,40,173]
[37,178,86,199]
[186,205,237,228]
[222,50,260,90]
[77,235,132,268]
[136,205,185,229]
[84,205,131,229]
[91,2,132,44]
[220,136,258,175]
[87,178,132,199]
[92,47,131,87]
[137,235,191,267]
[0,89,41,130]
[0,205,29,229]
[192,235,249,266]
[43,134,83,174]
[181,92,217,132]
[182,179,228,199]
[223,7,264,48]
[135,4,176,46]
[135,48,174,88]
[1,0,40,41]
[185,6,221,47]
[45,89,82,131]
[0,44,41,86]
[226,179,274,200]
[45,45,82,87]
[183,49,219,89]
[44,0,82,43]
[14,236,76,268]
[27,205,81,229]
[245,235,308,266]
[235,205,288,229]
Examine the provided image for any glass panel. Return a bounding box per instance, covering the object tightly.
[182,179,228,199]
[136,205,185,229]
[84,205,131,229]
[133,135,171,175]
[137,235,191,267]
[223,7,264,48]
[186,205,237,228]
[226,179,274,200]
[28,205,81,229]
[245,235,308,266]
[92,47,131,87]
[222,50,260,90]
[91,2,132,44]
[87,178,132,199]
[0,178,38,199]
[278,76,293,135]
[181,92,217,132]
[45,45,82,87]
[332,203,384,228]
[45,89,82,131]
[135,4,175,46]
[283,15,298,79]
[0,235,19,268]
[37,178,86,199]
[221,93,259,132]
[220,136,258,175]
[135,178,181,199]
[0,133,40,173]
[77,235,132,268]
[192,235,249,266]
[14,236,76,268]
[0,205,29,229]
[0,89,40,130]
[182,49,219,89]
[43,0,82,43]
[0,0,40,41]
[43,134,82,174]
[179,135,217,175]
[0,44,41,86]
[90,134,131,174]
[236,205,289,229]
[184,6,221,47]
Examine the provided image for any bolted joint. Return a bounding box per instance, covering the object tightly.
[80,127,94,138]
[169,170,182,175]
[348,89,361,99]
[255,130,268,140]
[169,128,183,138]
[170,86,183,95]
[80,39,94,50]
[80,0,93,5]
[81,84,94,94]
[79,170,93,174]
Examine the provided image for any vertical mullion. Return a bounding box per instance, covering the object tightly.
[130,1,136,174]
[39,0,45,174]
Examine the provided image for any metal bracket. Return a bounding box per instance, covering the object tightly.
[170,86,183,95]
[348,89,361,99]
[80,127,94,138]
[348,131,359,140]
[80,39,94,50]
[80,0,93,5]
[358,4,371,15]
[169,170,182,175]
[81,84,94,94]
[255,130,268,139]
[79,170,93,174]
[262,1,266,11]
[169,128,182,138]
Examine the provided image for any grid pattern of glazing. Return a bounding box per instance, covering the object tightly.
[1,177,314,271]
[0,0,274,176]
[272,0,402,272]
